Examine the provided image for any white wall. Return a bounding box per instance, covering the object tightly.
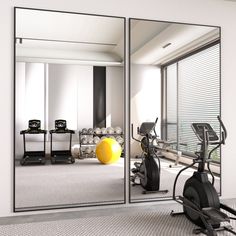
[15,62,25,159]
[48,64,93,148]
[48,64,78,131]
[48,64,93,132]
[130,64,161,157]
[15,62,45,130]
[1,0,236,217]
[106,66,124,129]
[15,62,45,158]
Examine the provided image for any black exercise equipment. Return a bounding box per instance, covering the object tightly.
[131,118,168,194]
[49,119,75,164]
[171,116,236,236]
[20,119,47,165]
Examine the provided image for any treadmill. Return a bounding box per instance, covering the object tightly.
[50,119,75,164]
[20,119,47,165]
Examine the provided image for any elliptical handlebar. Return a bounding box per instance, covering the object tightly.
[154,117,158,126]
[131,123,141,143]
[153,117,158,137]
[217,115,227,144]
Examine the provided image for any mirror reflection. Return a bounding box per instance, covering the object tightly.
[15,8,125,211]
[129,18,220,202]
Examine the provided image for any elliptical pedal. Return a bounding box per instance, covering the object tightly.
[193,225,236,235]
[202,207,230,224]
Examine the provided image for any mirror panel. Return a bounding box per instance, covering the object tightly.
[14,8,125,211]
[129,18,220,202]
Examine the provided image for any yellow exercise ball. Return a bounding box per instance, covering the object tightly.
[96,138,122,164]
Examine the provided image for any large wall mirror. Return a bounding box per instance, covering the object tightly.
[14,7,125,211]
[129,18,221,202]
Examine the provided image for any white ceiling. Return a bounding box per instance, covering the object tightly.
[130,19,220,65]
[16,9,220,66]
[16,8,124,64]
[130,20,170,54]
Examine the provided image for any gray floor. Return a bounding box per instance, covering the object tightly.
[1,199,236,236]
[15,157,220,209]
[130,158,220,201]
[15,158,125,209]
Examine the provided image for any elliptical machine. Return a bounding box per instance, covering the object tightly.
[171,116,236,236]
[131,118,168,194]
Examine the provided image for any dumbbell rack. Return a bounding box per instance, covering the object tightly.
[78,131,124,158]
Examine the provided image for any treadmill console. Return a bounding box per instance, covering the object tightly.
[50,119,74,134]
[28,119,41,131]
[192,123,219,142]
[55,119,67,130]
[20,119,46,134]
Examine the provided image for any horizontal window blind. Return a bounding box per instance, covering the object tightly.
[178,44,220,156]
[165,43,220,160]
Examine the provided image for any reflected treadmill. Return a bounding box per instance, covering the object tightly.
[20,119,47,165]
[50,119,75,164]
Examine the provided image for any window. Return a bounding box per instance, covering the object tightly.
[162,43,220,161]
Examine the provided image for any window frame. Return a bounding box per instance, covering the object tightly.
[161,39,221,164]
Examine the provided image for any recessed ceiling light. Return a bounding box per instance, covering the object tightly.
[162,43,172,49]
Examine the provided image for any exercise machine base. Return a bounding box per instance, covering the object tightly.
[51,150,75,164]
[20,151,46,165]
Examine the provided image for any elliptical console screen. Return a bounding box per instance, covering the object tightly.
[192,123,219,141]
[139,122,155,135]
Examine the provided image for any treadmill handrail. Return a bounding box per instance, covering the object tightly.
[49,129,75,134]
[20,129,47,134]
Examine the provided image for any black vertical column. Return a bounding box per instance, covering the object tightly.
[93,66,106,128]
